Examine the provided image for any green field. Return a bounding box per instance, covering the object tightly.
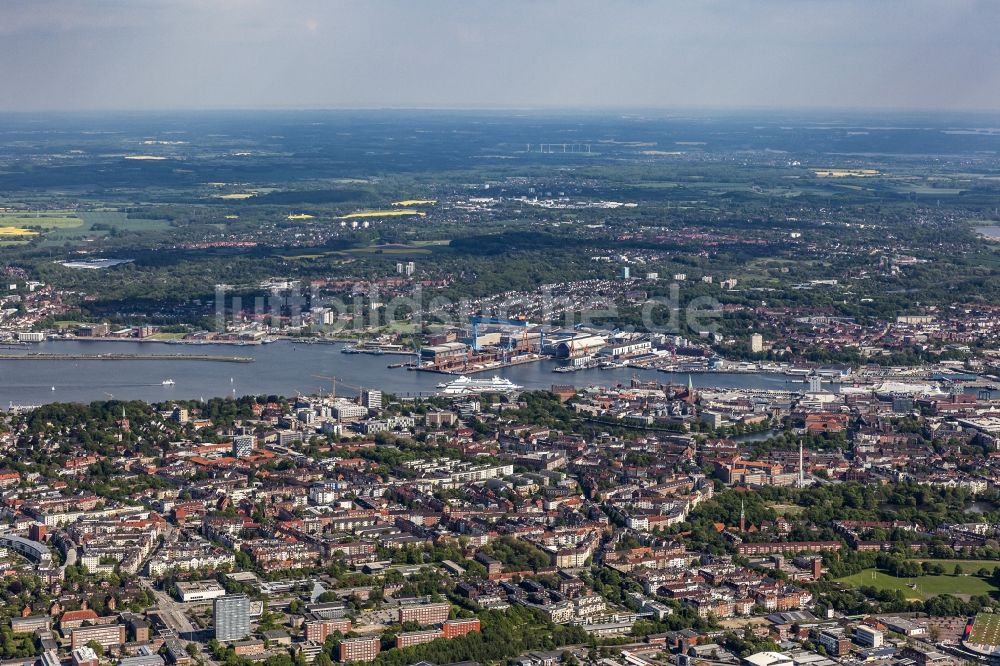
[146,332,186,340]
[81,211,170,231]
[836,568,998,600]
[0,212,82,229]
[0,209,172,246]
[970,613,1000,646]
[914,559,1000,570]
[36,210,170,244]
[342,246,433,255]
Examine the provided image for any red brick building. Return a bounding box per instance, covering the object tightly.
[805,413,850,434]
[737,541,841,556]
[398,603,450,626]
[395,630,442,649]
[303,619,352,643]
[442,618,481,639]
[338,637,379,663]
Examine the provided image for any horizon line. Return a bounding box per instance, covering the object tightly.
[2,103,1000,116]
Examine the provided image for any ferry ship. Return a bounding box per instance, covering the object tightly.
[437,375,523,395]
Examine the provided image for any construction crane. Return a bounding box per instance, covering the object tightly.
[311,374,366,399]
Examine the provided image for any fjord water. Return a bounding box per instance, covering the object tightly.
[0,339,800,406]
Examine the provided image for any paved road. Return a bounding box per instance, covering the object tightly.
[139,577,196,634]
[137,577,223,666]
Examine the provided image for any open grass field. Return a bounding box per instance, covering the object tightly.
[278,242,437,261]
[33,210,170,245]
[83,211,170,229]
[836,568,998,600]
[278,253,329,261]
[914,559,1000,570]
[969,613,1000,646]
[768,503,805,516]
[814,169,880,177]
[0,212,82,229]
[893,185,965,195]
[146,332,187,340]
[343,246,432,255]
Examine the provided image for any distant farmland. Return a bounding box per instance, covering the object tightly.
[0,210,172,245]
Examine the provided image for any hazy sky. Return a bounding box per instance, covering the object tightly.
[1,0,998,112]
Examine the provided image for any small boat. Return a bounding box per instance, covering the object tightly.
[162,379,175,386]
[51,386,55,391]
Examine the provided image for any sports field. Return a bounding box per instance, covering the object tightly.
[836,569,998,600]
[914,559,1000,569]
[969,613,1000,646]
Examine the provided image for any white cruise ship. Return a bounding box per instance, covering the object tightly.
[437,375,523,394]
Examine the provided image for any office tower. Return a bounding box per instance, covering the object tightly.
[214,594,250,642]
[232,435,255,458]
[361,389,383,410]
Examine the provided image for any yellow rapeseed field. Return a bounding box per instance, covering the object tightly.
[0,227,39,236]
[339,210,426,219]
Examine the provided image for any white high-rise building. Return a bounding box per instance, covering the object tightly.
[362,389,383,410]
[214,594,250,642]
